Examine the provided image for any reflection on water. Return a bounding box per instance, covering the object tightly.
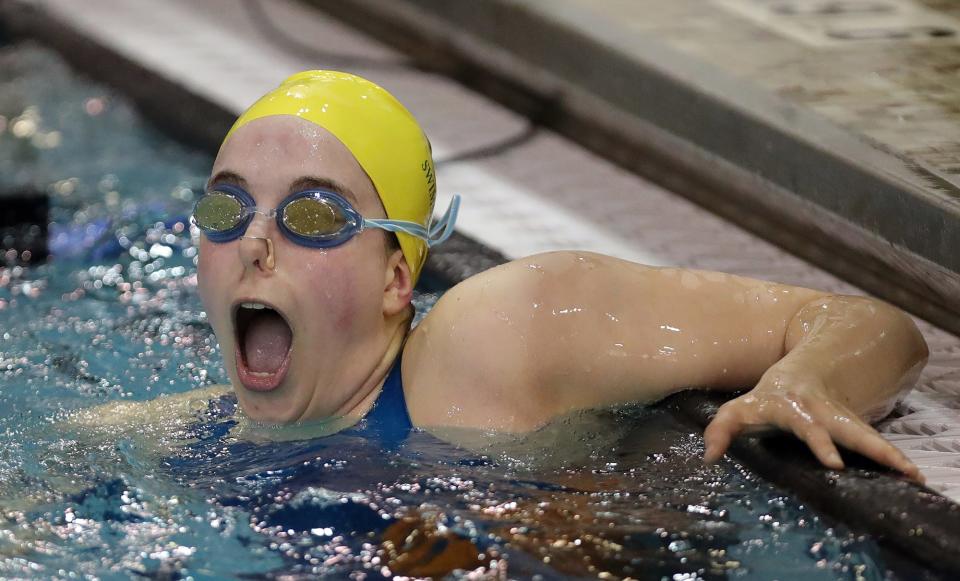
[6,392,896,579]
[0,42,906,579]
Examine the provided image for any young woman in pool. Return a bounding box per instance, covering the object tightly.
[189,70,927,480]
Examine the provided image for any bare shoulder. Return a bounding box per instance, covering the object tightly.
[401,251,616,431]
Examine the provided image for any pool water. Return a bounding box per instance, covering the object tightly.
[0,42,921,579]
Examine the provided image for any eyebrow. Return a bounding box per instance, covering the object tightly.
[207,172,359,204]
[207,170,248,189]
[288,176,359,204]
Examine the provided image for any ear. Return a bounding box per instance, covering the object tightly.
[383,248,414,316]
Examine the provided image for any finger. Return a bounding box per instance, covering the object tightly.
[703,404,746,464]
[847,431,920,481]
[827,419,925,483]
[790,421,845,470]
[766,396,842,469]
[803,398,925,482]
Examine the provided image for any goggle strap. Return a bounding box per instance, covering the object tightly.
[426,194,460,247]
[364,219,430,239]
[363,194,461,248]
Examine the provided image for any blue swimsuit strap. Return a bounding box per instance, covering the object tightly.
[193,354,412,444]
[355,352,413,442]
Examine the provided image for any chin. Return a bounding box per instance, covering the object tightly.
[233,386,305,424]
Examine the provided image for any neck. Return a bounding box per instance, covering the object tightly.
[323,309,412,423]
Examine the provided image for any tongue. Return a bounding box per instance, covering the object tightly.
[243,311,292,373]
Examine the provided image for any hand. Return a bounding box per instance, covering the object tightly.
[702,371,923,483]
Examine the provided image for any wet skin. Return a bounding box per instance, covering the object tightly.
[199,115,929,481]
[406,254,927,481]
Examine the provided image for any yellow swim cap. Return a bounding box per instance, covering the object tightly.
[223,70,438,283]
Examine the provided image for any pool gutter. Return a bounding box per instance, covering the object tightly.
[2,1,959,577]
[666,391,960,576]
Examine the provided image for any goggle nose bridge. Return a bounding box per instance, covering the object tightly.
[241,206,279,221]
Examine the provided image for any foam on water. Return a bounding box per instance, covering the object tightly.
[0,43,920,579]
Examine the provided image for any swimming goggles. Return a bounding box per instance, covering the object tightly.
[191,184,460,249]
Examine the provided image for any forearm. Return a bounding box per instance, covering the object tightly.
[705,294,928,477]
[777,296,928,421]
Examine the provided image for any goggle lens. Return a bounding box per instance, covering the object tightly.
[194,192,244,232]
[282,197,348,237]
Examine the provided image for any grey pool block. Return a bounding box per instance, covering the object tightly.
[305,0,960,336]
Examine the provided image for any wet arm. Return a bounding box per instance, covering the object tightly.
[414,251,927,477]
[514,252,928,478]
[703,295,927,477]
[457,252,927,476]
[778,295,925,420]
[67,385,231,430]
[416,250,817,424]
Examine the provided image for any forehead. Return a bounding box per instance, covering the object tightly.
[212,115,379,207]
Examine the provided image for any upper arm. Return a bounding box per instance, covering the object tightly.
[405,251,827,430]
[67,385,231,431]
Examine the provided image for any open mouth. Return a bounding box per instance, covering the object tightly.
[233,301,293,392]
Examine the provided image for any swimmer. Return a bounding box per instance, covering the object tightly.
[101,71,930,481]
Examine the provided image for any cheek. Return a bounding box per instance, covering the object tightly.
[297,255,360,332]
[295,246,384,333]
[197,241,232,321]
[332,277,360,332]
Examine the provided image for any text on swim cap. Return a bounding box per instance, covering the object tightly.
[422,160,437,208]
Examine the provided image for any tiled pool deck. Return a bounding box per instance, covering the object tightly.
[13,0,960,502]
[609,0,960,184]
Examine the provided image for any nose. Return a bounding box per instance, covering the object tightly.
[239,214,277,273]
